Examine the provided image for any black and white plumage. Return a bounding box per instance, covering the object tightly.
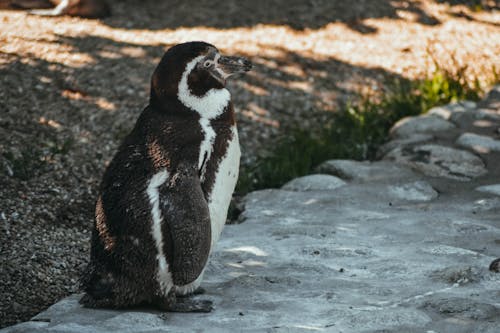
[80,41,251,312]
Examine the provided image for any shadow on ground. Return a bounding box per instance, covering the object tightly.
[101,0,444,33]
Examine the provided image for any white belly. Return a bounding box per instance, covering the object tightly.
[208,126,240,251]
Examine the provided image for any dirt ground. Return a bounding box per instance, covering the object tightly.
[0,0,499,328]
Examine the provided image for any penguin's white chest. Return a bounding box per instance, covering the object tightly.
[206,126,240,250]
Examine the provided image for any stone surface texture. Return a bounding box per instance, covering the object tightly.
[2,89,500,333]
[384,144,487,181]
[315,160,418,183]
[476,184,500,196]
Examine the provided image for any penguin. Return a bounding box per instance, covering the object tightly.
[80,41,252,312]
[8,0,110,18]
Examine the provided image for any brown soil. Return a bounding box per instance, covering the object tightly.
[0,0,499,328]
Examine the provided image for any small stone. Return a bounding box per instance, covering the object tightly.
[428,101,476,120]
[377,134,433,158]
[428,106,454,120]
[489,258,500,272]
[389,115,455,138]
[457,133,500,154]
[475,184,500,196]
[281,174,346,191]
[387,181,438,202]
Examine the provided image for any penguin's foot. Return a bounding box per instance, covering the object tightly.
[79,293,115,308]
[169,298,213,313]
[155,289,213,312]
[177,287,206,298]
[193,287,206,295]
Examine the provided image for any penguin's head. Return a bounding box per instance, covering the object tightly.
[150,41,252,109]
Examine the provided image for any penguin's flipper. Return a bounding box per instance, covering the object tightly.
[159,165,211,287]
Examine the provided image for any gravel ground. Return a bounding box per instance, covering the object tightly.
[1,0,499,328]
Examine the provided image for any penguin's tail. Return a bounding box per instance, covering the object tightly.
[79,264,115,307]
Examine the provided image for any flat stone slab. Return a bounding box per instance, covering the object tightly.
[390,115,455,138]
[457,132,500,154]
[281,174,346,191]
[3,180,499,333]
[475,184,500,196]
[316,159,418,182]
[384,144,487,181]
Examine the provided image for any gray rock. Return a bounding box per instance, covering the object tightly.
[480,84,500,110]
[428,101,477,120]
[387,181,438,202]
[281,174,346,191]
[384,144,487,181]
[377,133,433,158]
[475,184,500,196]
[316,159,417,182]
[390,115,455,138]
[457,133,500,154]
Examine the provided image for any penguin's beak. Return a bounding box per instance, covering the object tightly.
[210,55,252,85]
[217,55,252,77]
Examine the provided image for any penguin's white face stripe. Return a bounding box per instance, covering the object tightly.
[212,53,229,81]
[177,55,231,119]
[177,55,232,179]
[146,169,173,295]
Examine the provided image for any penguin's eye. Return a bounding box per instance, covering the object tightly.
[203,60,213,68]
